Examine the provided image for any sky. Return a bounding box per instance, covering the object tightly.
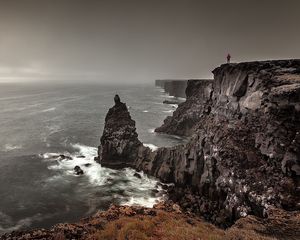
[0,0,299,83]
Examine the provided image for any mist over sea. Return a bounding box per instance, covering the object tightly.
[0,82,184,233]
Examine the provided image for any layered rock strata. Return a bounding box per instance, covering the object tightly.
[98,60,300,226]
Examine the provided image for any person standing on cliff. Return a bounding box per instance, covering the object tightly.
[114,94,121,105]
[227,53,231,63]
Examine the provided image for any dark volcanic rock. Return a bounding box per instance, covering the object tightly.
[155,79,213,136]
[59,154,72,160]
[97,95,143,168]
[163,99,182,105]
[133,172,142,179]
[155,80,188,98]
[97,60,300,226]
[74,166,84,175]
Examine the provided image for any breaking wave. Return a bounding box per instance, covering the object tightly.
[143,143,159,152]
[42,143,166,208]
[148,128,155,133]
[163,109,175,113]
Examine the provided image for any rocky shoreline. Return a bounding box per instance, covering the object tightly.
[1,60,300,239]
[2,201,299,240]
[97,60,300,227]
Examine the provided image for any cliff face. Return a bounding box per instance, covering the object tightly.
[155,79,213,136]
[155,80,188,98]
[98,60,300,226]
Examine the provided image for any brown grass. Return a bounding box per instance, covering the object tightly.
[86,210,276,240]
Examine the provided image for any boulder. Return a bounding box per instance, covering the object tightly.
[74,166,84,175]
[59,154,73,160]
[133,172,142,179]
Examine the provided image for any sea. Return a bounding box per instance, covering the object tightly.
[0,82,185,234]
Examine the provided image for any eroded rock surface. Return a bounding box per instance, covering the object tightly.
[96,96,142,168]
[98,60,300,227]
[155,79,213,136]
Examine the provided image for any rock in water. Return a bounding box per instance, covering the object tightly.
[133,172,142,179]
[59,154,73,160]
[74,166,84,175]
[97,96,143,168]
[97,60,300,226]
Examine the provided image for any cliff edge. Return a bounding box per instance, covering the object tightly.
[3,202,299,240]
[97,60,300,227]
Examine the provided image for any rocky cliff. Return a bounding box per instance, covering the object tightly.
[155,80,188,98]
[95,96,142,168]
[155,79,213,136]
[98,60,300,227]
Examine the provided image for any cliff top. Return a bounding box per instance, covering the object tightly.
[2,202,299,240]
[213,59,300,74]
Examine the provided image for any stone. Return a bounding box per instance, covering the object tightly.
[59,154,72,160]
[74,166,84,175]
[133,172,142,179]
[96,95,143,168]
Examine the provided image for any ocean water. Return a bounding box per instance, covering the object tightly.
[0,82,184,233]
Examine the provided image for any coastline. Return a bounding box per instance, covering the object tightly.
[2,60,300,239]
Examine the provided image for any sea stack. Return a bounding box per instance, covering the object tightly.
[96,95,143,168]
[97,60,300,227]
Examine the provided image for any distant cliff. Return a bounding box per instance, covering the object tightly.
[155,80,188,98]
[98,60,300,227]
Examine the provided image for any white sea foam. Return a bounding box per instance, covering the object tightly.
[160,94,176,99]
[42,143,165,208]
[118,168,166,207]
[143,143,158,152]
[41,152,61,159]
[3,144,22,152]
[43,143,115,185]
[122,196,161,208]
[41,107,56,113]
[147,128,155,133]
[163,109,174,113]
[0,212,46,234]
[170,104,178,108]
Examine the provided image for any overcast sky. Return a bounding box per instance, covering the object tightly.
[0,0,299,83]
